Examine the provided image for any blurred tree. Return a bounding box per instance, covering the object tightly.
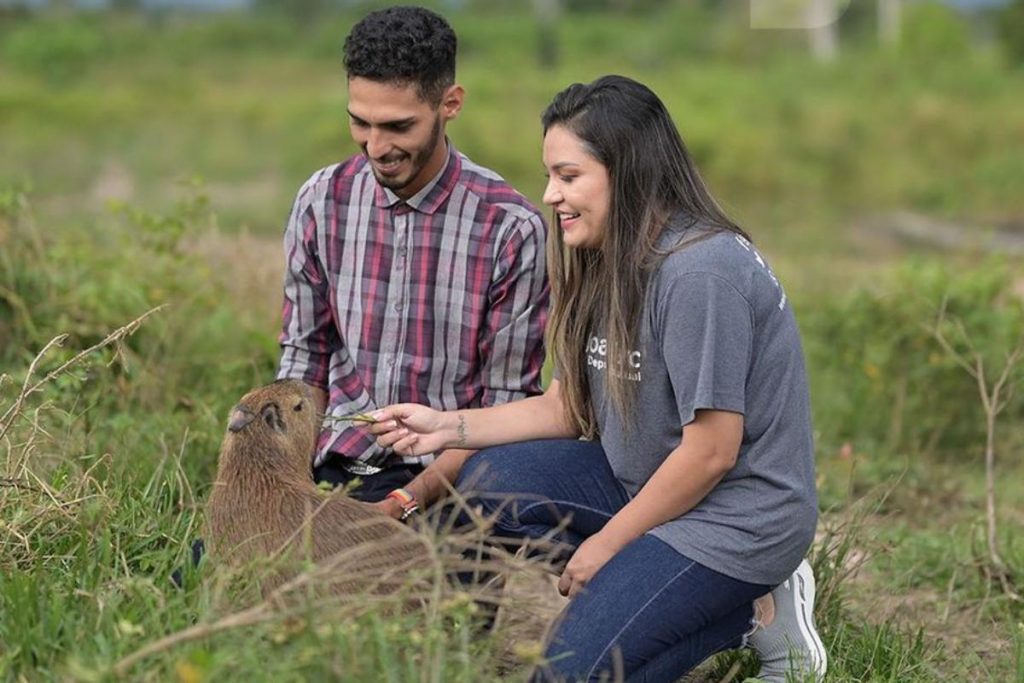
[902,1,972,61]
[810,0,840,61]
[252,0,334,24]
[563,0,670,12]
[879,0,902,45]
[998,0,1024,62]
[110,0,142,11]
[750,0,842,61]
[533,0,560,68]
[0,4,31,22]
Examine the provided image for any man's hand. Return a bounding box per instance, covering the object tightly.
[370,497,405,520]
[557,532,624,599]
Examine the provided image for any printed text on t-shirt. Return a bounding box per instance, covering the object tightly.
[734,235,787,310]
[586,335,642,382]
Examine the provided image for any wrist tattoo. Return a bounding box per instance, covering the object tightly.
[456,415,468,447]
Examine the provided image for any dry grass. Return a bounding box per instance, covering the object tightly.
[1,308,165,570]
[0,310,565,679]
[186,230,284,332]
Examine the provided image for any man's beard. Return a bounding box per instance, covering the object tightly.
[372,115,444,193]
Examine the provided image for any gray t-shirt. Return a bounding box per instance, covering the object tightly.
[585,225,817,586]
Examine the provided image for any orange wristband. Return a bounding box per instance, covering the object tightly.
[385,487,420,521]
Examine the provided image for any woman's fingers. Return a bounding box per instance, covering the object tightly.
[375,425,410,448]
[368,419,401,436]
[390,433,419,456]
[557,570,585,598]
[370,405,413,424]
[557,560,589,599]
[368,415,424,454]
[361,404,437,454]
[557,571,570,597]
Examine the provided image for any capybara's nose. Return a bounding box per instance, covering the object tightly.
[228,406,256,432]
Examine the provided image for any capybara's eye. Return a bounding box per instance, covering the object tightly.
[293,402,303,412]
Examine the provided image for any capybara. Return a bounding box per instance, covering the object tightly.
[203,379,429,597]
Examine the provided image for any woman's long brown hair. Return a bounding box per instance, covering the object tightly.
[542,75,750,437]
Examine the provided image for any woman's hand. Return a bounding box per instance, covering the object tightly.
[369,404,456,457]
[557,532,624,599]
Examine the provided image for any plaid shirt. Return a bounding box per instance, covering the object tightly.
[278,142,549,474]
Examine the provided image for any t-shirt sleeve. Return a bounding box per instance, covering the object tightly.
[658,271,754,426]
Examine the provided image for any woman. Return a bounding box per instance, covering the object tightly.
[371,75,826,683]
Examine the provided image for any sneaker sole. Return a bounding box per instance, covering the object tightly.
[793,559,828,680]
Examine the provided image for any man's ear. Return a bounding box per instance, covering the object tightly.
[441,84,464,121]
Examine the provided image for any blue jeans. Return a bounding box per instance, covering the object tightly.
[455,439,770,683]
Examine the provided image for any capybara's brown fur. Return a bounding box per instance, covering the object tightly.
[204,379,429,597]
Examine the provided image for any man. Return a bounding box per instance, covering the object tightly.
[277,6,548,521]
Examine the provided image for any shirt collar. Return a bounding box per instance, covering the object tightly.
[373,140,460,215]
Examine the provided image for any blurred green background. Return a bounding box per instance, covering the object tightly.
[2,1,1024,680]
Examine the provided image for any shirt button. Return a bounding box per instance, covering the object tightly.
[394,302,403,312]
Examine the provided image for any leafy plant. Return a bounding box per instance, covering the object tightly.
[804,257,1024,471]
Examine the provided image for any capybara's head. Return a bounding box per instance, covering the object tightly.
[222,379,319,470]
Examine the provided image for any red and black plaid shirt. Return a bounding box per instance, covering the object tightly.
[278,142,549,474]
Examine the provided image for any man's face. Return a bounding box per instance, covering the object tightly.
[347,77,454,199]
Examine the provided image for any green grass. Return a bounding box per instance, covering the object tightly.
[2,4,1024,681]
[2,4,1023,255]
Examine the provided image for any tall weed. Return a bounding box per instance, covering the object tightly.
[804,256,1024,484]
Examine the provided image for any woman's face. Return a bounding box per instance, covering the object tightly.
[542,124,610,250]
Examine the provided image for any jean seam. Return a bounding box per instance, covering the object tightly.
[517,500,618,525]
[584,559,697,682]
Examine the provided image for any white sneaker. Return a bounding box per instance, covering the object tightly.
[747,559,827,682]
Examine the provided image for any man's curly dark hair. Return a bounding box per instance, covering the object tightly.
[343,6,457,105]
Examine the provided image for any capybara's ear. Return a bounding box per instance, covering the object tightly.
[228,406,256,432]
[261,402,285,433]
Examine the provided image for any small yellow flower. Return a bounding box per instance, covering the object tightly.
[116,619,144,637]
[513,641,545,664]
[175,661,203,683]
